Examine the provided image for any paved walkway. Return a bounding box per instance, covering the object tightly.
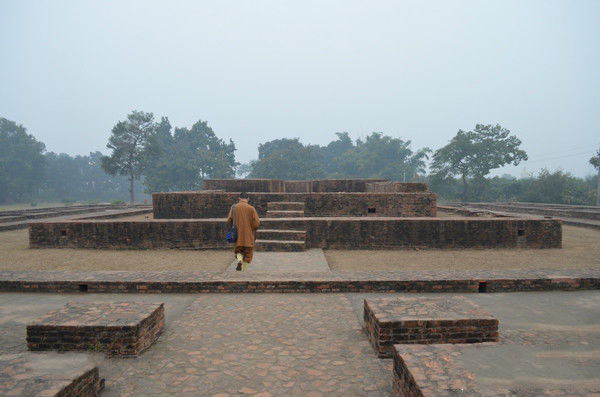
[225,249,331,273]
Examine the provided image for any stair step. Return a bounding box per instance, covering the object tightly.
[255,239,306,252]
[267,201,305,211]
[266,210,305,218]
[257,229,306,241]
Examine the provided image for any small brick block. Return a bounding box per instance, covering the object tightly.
[27,302,165,356]
[0,352,104,397]
[364,297,498,358]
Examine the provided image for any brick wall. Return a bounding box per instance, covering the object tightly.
[152,191,437,218]
[30,217,561,249]
[365,182,428,193]
[201,178,389,193]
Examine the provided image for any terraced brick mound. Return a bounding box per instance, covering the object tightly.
[27,302,164,356]
[364,296,498,358]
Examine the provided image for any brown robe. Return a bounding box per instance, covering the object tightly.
[227,201,260,248]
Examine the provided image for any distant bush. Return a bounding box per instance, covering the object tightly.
[30,202,37,207]
[110,199,126,205]
[62,199,75,207]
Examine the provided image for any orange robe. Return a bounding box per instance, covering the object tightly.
[227,201,260,248]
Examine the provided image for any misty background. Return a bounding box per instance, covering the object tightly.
[1,0,599,205]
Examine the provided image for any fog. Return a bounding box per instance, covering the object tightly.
[1,0,599,176]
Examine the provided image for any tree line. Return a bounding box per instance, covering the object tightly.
[1,112,598,206]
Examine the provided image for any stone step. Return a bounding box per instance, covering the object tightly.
[255,239,306,252]
[266,210,305,218]
[257,229,306,241]
[267,201,305,211]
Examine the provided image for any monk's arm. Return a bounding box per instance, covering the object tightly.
[227,207,233,227]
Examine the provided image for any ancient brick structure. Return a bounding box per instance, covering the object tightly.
[364,297,498,358]
[152,191,437,218]
[365,181,428,193]
[0,353,104,397]
[29,216,561,249]
[27,302,165,356]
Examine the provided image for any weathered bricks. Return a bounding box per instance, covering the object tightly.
[365,182,428,193]
[152,191,437,218]
[1,269,599,294]
[29,217,562,249]
[0,352,104,397]
[365,297,498,358]
[27,302,165,356]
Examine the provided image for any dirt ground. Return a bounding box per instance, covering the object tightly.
[325,225,600,271]
[0,227,232,272]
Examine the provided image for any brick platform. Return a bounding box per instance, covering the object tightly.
[365,297,498,357]
[0,352,104,396]
[392,344,599,396]
[29,216,561,249]
[27,302,165,356]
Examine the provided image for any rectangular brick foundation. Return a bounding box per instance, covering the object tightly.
[364,297,498,358]
[0,352,104,397]
[152,191,437,218]
[29,217,562,249]
[27,302,165,356]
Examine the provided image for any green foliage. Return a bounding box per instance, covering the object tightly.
[590,150,600,171]
[143,118,237,192]
[250,138,324,179]
[110,199,126,205]
[101,111,156,204]
[0,118,46,203]
[249,132,429,181]
[430,124,527,200]
[430,170,597,206]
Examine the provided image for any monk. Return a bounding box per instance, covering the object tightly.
[227,192,260,271]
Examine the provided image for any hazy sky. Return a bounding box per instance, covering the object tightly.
[1,0,599,177]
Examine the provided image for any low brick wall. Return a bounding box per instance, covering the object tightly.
[365,182,428,193]
[153,191,437,218]
[29,217,561,249]
[365,297,498,358]
[202,178,388,192]
[27,302,165,356]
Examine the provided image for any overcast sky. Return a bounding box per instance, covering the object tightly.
[1,0,599,177]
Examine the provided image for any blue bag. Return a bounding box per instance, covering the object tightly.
[226,204,237,243]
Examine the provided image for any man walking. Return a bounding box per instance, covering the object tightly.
[227,192,260,271]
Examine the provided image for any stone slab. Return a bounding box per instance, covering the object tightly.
[393,343,600,396]
[225,249,331,273]
[27,302,164,356]
[365,297,498,357]
[0,352,103,396]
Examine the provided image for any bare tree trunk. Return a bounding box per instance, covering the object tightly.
[129,170,134,207]
[461,173,468,202]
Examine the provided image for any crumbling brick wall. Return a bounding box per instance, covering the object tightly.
[365,182,428,193]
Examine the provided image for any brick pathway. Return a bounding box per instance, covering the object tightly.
[225,249,331,273]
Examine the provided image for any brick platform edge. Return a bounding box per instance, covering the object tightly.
[364,297,498,358]
[57,366,104,397]
[0,269,598,293]
[27,303,165,356]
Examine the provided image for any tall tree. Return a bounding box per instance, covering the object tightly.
[143,119,237,192]
[0,118,46,203]
[101,111,156,205]
[590,148,600,206]
[430,124,528,201]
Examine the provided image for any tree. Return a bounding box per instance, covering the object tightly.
[0,118,46,203]
[143,119,237,192]
[590,149,600,206]
[335,132,430,181]
[430,124,528,201]
[101,111,156,205]
[250,138,324,179]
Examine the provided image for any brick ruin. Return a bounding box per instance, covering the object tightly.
[29,178,562,250]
